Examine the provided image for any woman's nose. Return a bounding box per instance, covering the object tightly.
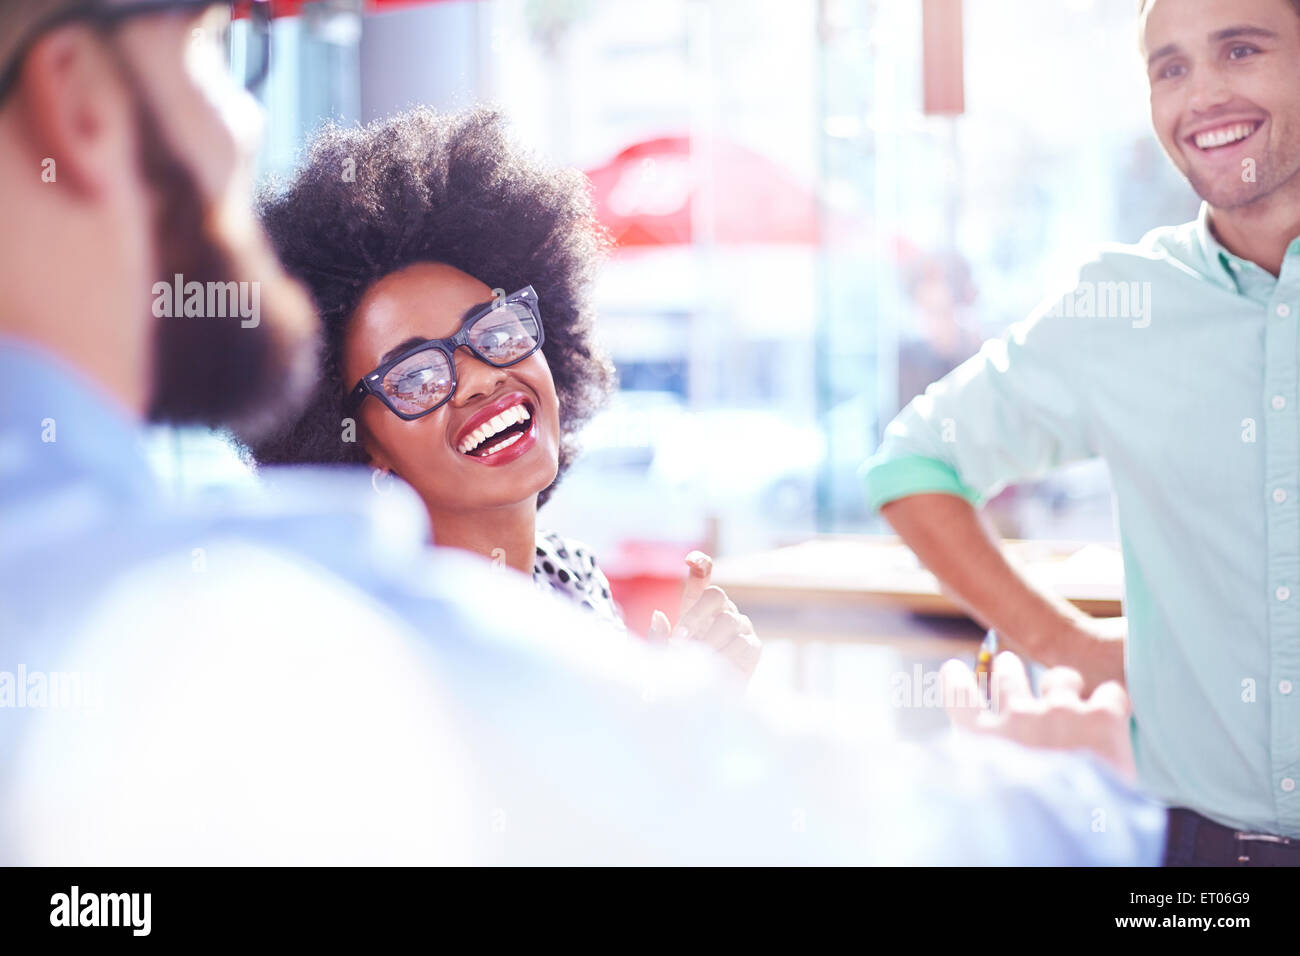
[451,348,507,405]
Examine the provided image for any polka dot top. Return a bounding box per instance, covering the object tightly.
[533,529,625,631]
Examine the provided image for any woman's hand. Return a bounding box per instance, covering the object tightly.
[649,551,762,680]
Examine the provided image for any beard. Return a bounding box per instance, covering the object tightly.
[130,82,320,443]
[1186,161,1298,210]
[1180,127,1300,212]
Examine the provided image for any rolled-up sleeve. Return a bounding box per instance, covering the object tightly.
[861,295,1097,511]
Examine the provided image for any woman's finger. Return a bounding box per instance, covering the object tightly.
[698,608,743,651]
[678,551,713,622]
[647,608,672,642]
[721,632,762,678]
[673,585,726,640]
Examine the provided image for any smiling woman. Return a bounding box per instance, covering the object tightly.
[246,107,614,502]
[241,106,761,673]
[242,107,618,601]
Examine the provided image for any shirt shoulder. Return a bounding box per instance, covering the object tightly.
[1064,217,1213,289]
[534,529,625,629]
[1013,218,1209,347]
[534,529,598,581]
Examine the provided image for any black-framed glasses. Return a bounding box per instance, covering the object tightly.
[347,286,546,422]
[0,0,271,105]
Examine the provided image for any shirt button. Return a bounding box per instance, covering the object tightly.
[1281,680,1294,695]
[1283,778,1297,793]
[1280,304,1294,318]
[1273,395,1287,411]
[1277,586,1291,601]
[1274,488,1288,504]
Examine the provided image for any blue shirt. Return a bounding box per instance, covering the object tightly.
[863,202,1300,838]
[0,337,1166,863]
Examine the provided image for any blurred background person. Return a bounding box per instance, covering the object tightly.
[895,248,982,415]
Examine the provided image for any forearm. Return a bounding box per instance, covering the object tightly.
[880,493,1121,683]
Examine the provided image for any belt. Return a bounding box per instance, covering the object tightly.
[1165,808,1300,866]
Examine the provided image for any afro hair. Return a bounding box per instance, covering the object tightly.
[242,106,616,508]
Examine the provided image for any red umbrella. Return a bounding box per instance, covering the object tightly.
[584,136,818,248]
[249,0,464,16]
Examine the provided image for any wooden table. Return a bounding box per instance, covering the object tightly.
[714,535,1124,724]
[712,535,1124,623]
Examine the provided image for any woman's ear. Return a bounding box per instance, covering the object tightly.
[361,437,397,479]
[364,444,400,497]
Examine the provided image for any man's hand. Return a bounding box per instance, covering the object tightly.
[649,551,762,679]
[940,651,1136,781]
[1009,615,1127,695]
[881,495,1128,695]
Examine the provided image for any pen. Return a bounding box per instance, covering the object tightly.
[975,628,999,710]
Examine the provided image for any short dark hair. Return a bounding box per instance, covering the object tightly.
[1138,0,1300,19]
[0,1,82,77]
[243,107,617,509]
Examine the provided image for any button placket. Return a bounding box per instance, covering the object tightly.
[1266,278,1300,833]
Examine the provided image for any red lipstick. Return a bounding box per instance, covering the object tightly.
[452,390,538,466]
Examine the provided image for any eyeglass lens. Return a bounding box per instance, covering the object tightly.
[379,301,541,416]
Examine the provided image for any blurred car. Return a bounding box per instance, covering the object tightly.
[543,390,824,560]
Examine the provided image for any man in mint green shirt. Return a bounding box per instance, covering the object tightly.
[863,0,1300,861]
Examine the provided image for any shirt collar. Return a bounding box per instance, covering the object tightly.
[1195,202,1244,288]
[0,335,157,503]
[1194,201,1300,304]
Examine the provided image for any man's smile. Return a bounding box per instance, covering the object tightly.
[1184,117,1264,152]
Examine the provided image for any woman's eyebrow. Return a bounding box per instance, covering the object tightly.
[460,298,494,322]
[377,301,495,365]
[379,335,431,365]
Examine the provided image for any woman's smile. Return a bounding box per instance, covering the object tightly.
[452,390,540,466]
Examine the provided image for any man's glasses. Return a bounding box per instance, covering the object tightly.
[347,287,547,422]
[0,0,271,105]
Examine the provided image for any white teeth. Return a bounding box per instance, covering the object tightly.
[457,401,531,454]
[1194,122,1258,150]
[482,432,523,455]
